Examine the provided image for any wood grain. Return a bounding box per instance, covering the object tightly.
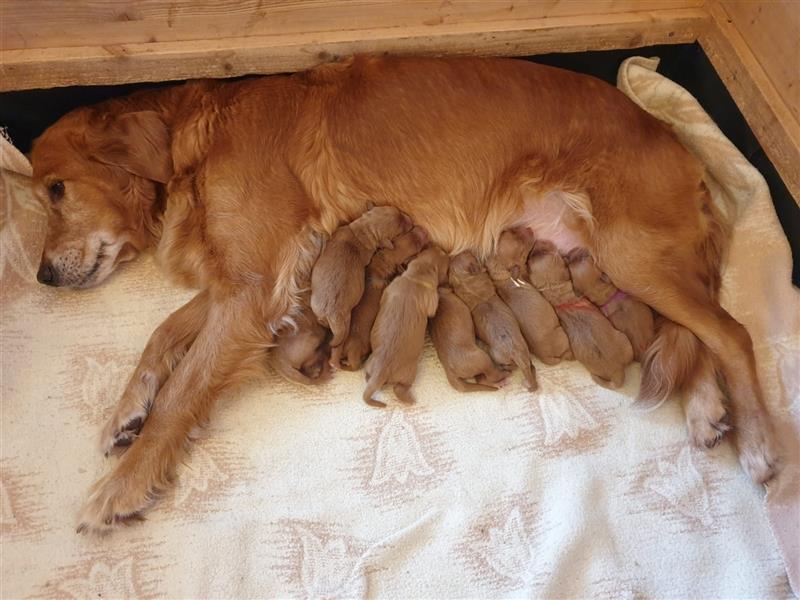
[0,7,705,91]
[700,1,800,206]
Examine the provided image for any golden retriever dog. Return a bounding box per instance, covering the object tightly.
[311,205,412,362]
[528,241,633,388]
[337,226,428,370]
[30,55,776,532]
[565,248,654,361]
[449,251,538,391]
[431,286,508,392]
[363,246,449,407]
[486,228,572,365]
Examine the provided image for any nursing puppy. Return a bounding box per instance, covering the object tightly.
[565,249,654,361]
[528,241,633,388]
[363,246,449,407]
[338,226,428,370]
[311,206,412,356]
[272,303,331,385]
[449,252,537,391]
[431,286,508,392]
[486,228,572,365]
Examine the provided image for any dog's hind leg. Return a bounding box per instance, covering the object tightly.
[78,288,271,534]
[99,290,210,456]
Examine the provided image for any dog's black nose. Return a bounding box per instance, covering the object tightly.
[36,262,58,286]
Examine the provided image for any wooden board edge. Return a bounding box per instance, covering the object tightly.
[0,8,706,92]
[699,1,800,207]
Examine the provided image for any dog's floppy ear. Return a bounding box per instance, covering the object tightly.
[87,111,173,183]
[379,238,395,250]
[564,247,590,265]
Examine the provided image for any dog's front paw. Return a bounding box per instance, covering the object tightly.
[100,373,156,456]
[686,399,730,450]
[76,472,152,535]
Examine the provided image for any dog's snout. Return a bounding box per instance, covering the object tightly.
[36,262,59,286]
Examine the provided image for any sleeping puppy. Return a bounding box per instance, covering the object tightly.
[486,228,572,365]
[565,249,655,361]
[449,251,538,391]
[527,241,633,388]
[363,246,449,407]
[311,206,412,358]
[272,302,331,386]
[431,286,508,392]
[337,226,428,370]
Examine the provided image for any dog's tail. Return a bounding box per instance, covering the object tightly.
[328,313,351,349]
[363,363,388,407]
[637,182,729,407]
[515,355,538,392]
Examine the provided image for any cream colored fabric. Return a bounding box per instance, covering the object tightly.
[1,62,796,598]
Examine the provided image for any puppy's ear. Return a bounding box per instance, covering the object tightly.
[379,238,394,250]
[87,111,173,183]
[564,247,590,265]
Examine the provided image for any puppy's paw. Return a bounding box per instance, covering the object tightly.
[76,472,152,535]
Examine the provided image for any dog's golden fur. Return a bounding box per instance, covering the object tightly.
[338,226,428,370]
[30,55,778,532]
[449,251,538,391]
[565,248,654,361]
[486,228,572,365]
[528,241,633,388]
[363,246,449,407]
[431,286,508,392]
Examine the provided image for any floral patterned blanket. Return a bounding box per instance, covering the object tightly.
[2,58,797,598]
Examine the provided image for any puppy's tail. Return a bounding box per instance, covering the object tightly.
[515,355,538,392]
[637,317,700,408]
[328,313,351,349]
[363,370,388,407]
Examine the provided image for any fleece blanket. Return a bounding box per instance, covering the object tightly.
[1,58,797,599]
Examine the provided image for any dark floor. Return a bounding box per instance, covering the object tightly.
[1,42,797,285]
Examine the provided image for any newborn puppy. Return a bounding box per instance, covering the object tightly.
[363,246,449,407]
[565,249,654,361]
[273,303,332,386]
[449,251,537,391]
[337,226,428,370]
[486,228,572,365]
[527,241,633,388]
[431,286,508,392]
[311,206,413,355]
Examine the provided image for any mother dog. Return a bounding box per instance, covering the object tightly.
[30,55,777,533]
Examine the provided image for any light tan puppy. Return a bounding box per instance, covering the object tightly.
[487,228,572,365]
[273,303,331,385]
[431,286,508,392]
[337,226,428,370]
[527,241,633,388]
[363,246,449,407]
[566,249,654,361]
[449,251,537,391]
[311,206,412,355]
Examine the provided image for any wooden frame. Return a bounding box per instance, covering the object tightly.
[0,1,797,204]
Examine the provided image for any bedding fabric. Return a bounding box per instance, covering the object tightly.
[1,58,798,599]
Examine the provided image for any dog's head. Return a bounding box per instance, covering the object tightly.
[494,227,535,278]
[564,248,615,299]
[526,240,570,289]
[30,107,172,288]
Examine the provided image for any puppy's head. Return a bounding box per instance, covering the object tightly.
[30,107,172,288]
[386,226,429,266]
[527,240,570,289]
[495,227,535,278]
[353,206,413,250]
[564,249,615,298]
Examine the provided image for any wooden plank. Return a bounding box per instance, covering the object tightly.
[0,7,706,91]
[700,1,800,206]
[718,0,800,124]
[1,0,705,50]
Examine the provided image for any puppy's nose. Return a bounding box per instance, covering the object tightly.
[36,262,58,286]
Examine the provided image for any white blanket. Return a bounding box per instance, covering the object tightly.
[1,58,797,598]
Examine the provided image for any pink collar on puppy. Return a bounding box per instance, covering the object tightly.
[600,290,628,316]
[556,297,593,311]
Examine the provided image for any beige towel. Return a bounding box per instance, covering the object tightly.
[1,61,796,598]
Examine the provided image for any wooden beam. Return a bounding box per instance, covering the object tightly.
[700,1,800,207]
[0,8,706,91]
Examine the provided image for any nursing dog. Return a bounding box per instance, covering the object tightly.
[29,55,776,532]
